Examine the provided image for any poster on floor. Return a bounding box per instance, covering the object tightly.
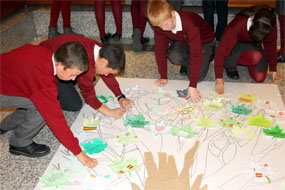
[35,78,285,190]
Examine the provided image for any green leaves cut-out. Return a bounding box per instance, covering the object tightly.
[81,138,107,154]
[263,125,285,138]
[248,113,273,128]
[231,104,253,115]
[124,114,150,128]
[195,115,217,128]
[40,168,71,189]
[109,157,139,177]
[171,124,197,138]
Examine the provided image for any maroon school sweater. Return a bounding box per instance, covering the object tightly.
[39,35,123,110]
[154,11,215,88]
[214,15,277,78]
[0,44,81,155]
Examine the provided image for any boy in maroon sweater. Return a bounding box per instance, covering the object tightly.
[214,5,281,94]
[147,0,215,102]
[39,35,133,118]
[0,42,97,168]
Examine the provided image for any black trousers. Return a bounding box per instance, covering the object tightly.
[56,80,82,111]
[224,42,268,72]
[167,40,214,82]
[202,0,228,41]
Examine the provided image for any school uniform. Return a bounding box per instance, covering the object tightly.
[154,11,215,88]
[39,35,123,111]
[214,15,277,79]
[0,44,81,155]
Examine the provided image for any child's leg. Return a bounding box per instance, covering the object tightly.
[202,0,215,31]
[49,0,61,27]
[94,0,106,38]
[215,0,228,41]
[247,65,267,82]
[110,0,122,35]
[61,0,71,28]
[199,41,215,81]
[279,14,285,55]
[56,80,82,111]
[131,0,140,32]
[237,50,266,82]
[167,40,189,76]
[138,0,148,39]
[237,49,263,66]
[0,95,45,147]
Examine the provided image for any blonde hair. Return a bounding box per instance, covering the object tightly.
[147,0,174,26]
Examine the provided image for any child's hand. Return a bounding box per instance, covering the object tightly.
[118,97,134,111]
[186,87,202,102]
[97,105,125,118]
[76,152,98,168]
[215,78,224,94]
[109,108,125,118]
[155,79,168,87]
[268,71,284,82]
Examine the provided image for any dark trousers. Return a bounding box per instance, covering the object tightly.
[224,42,268,72]
[202,0,228,41]
[167,40,214,81]
[56,80,82,111]
[0,95,45,147]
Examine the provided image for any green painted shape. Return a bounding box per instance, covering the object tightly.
[96,95,113,103]
[171,124,197,138]
[248,113,273,128]
[195,115,217,128]
[109,157,139,177]
[231,104,253,115]
[81,138,107,154]
[219,116,243,128]
[39,168,71,189]
[124,114,150,128]
[263,125,285,138]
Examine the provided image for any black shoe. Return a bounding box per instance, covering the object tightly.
[277,54,285,63]
[0,128,8,134]
[101,33,112,44]
[111,33,122,41]
[225,68,240,79]
[140,37,150,45]
[133,28,142,52]
[9,142,50,157]
[179,66,187,76]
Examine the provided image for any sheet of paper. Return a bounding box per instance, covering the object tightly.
[35,78,285,190]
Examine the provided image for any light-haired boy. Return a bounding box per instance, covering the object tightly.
[147,0,215,102]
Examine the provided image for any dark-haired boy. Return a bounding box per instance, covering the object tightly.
[39,35,133,118]
[0,41,98,168]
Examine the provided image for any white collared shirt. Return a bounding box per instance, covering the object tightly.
[171,11,182,34]
[52,54,56,75]
[247,17,253,31]
[94,44,101,62]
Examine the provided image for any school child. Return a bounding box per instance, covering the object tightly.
[40,35,133,117]
[0,42,97,168]
[147,0,215,102]
[214,5,278,94]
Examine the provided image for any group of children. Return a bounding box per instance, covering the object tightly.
[0,0,282,169]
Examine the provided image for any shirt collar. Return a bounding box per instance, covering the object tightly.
[52,54,56,75]
[247,17,253,31]
[171,11,182,34]
[94,44,101,62]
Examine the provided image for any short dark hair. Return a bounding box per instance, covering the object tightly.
[54,41,89,72]
[99,44,125,72]
[237,5,276,43]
